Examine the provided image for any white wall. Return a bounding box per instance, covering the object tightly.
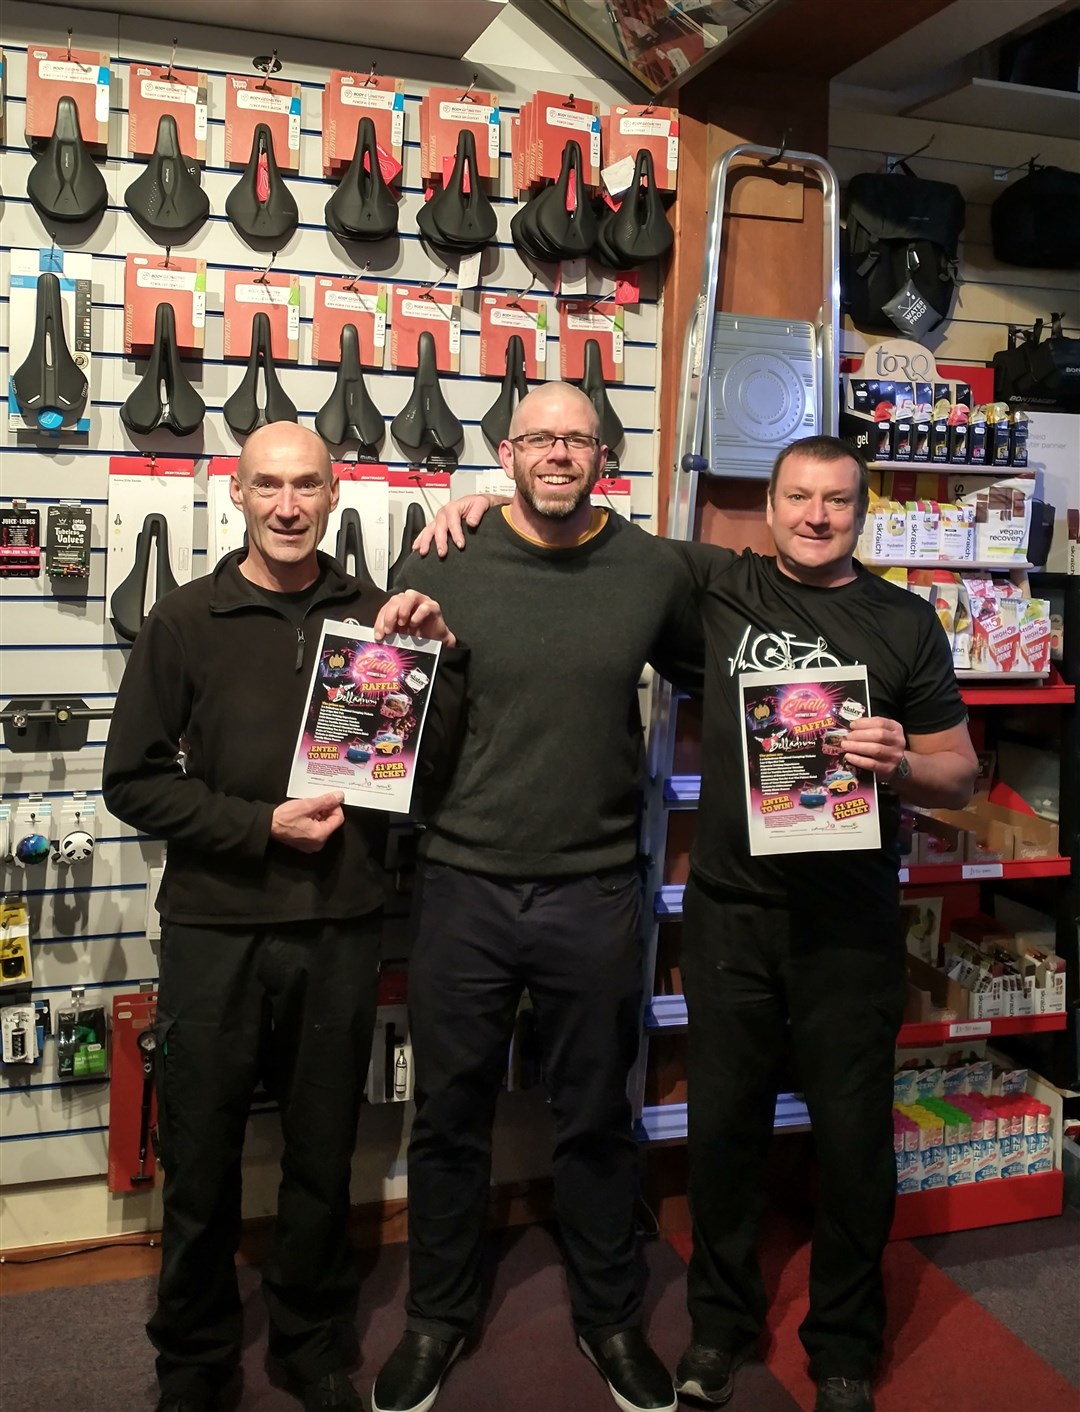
[0,0,662,1247]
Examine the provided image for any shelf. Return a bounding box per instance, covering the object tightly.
[864,560,1034,571]
[866,462,1033,474]
[958,666,1074,705]
[645,995,1067,1048]
[889,1168,1064,1240]
[906,77,1080,140]
[635,1093,810,1144]
[655,859,1071,919]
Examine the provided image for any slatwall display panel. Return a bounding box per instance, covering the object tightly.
[829,104,1080,369]
[0,2,664,1197]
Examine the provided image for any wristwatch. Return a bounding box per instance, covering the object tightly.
[889,752,911,786]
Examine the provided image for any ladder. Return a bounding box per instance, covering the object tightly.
[633,142,841,1142]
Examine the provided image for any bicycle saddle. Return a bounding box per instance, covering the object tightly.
[606,149,673,264]
[531,139,597,257]
[389,502,428,586]
[110,513,180,642]
[416,128,497,254]
[325,116,398,242]
[593,199,635,272]
[314,323,385,453]
[11,272,88,431]
[334,507,377,588]
[124,114,210,242]
[26,96,108,226]
[390,331,463,453]
[225,123,298,247]
[120,302,205,437]
[480,335,528,452]
[222,311,298,436]
[581,339,624,451]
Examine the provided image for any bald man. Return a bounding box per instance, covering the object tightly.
[104,424,458,1412]
[371,385,702,1412]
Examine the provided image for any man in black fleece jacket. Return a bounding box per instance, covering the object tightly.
[372,384,702,1412]
[103,423,459,1412]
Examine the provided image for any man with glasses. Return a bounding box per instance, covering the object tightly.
[372,382,702,1412]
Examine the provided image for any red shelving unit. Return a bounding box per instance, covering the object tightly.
[890,1169,1064,1240]
[958,664,1074,707]
[898,857,1071,886]
[896,1013,1067,1048]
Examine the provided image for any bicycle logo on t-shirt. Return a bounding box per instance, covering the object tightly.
[728,625,845,676]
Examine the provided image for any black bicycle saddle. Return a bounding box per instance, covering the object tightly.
[11,272,88,431]
[120,302,205,437]
[314,323,385,452]
[480,335,528,451]
[334,507,377,588]
[606,149,673,264]
[531,139,597,257]
[391,331,463,453]
[389,502,428,586]
[416,127,497,254]
[110,513,180,642]
[225,123,298,247]
[27,95,108,226]
[124,114,210,242]
[223,311,298,436]
[581,338,624,451]
[325,116,398,241]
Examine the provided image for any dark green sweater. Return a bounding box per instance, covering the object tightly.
[399,509,702,877]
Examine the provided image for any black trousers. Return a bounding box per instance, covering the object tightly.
[149,916,381,1397]
[680,873,906,1381]
[404,862,645,1344]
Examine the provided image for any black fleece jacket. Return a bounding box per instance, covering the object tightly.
[103,550,465,927]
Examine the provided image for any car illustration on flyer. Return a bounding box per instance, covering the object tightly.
[287,621,442,814]
[738,665,880,855]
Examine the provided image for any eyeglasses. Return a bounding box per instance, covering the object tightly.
[509,432,601,452]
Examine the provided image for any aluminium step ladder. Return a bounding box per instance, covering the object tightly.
[633,142,841,1144]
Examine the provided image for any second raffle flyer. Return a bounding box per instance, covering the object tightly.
[287,621,442,813]
[738,665,880,856]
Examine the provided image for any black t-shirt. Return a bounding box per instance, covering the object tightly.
[245,567,328,628]
[675,544,968,912]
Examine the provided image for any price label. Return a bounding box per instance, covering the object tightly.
[962,863,1004,880]
[948,1021,992,1038]
[898,867,909,885]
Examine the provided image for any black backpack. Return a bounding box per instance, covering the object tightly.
[991,163,1080,269]
[842,168,965,335]
[993,314,1080,413]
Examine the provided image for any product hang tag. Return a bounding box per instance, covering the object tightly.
[882,279,942,339]
[559,259,588,297]
[456,250,482,291]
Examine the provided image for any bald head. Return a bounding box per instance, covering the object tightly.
[508,382,600,442]
[237,421,333,485]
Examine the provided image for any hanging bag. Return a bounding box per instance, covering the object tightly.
[991,163,1080,269]
[993,314,1080,412]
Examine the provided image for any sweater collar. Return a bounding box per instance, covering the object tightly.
[209,549,359,613]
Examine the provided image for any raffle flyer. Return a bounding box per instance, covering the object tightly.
[287,621,442,814]
[738,666,880,856]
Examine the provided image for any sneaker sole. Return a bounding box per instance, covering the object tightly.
[371,1340,463,1412]
[673,1346,752,1406]
[578,1336,677,1412]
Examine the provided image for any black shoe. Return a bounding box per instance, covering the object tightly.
[814,1377,874,1412]
[371,1331,463,1412]
[301,1368,364,1411]
[579,1328,677,1412]
[674,1342,752,1405]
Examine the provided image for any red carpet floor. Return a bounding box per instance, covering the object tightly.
[668,1217,1080,1412]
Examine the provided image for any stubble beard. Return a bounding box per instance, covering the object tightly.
[513,461,598,522]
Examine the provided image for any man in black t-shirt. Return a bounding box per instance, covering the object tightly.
[419,435,977,1412]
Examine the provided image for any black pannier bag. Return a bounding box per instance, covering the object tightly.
[841,168,965,335]
[991,163,1080,269]
[993,314,1080,413]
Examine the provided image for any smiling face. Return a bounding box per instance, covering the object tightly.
[499,383,607,541]
[766,451,866,587]
[231,422,339,591]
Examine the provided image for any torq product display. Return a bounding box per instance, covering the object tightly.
[226,123,299,246]
[121,302,206,437]
[391,331,463,454]
[481,334,529,452]
[315,323,385,453]
[325,116,398,242]
[11,273,89,431]
[26,95,108,226]
[223,312,298,436]
[110,512,180,641]
[125,113,210,242]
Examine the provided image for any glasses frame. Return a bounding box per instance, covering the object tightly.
[508,432,602,453]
